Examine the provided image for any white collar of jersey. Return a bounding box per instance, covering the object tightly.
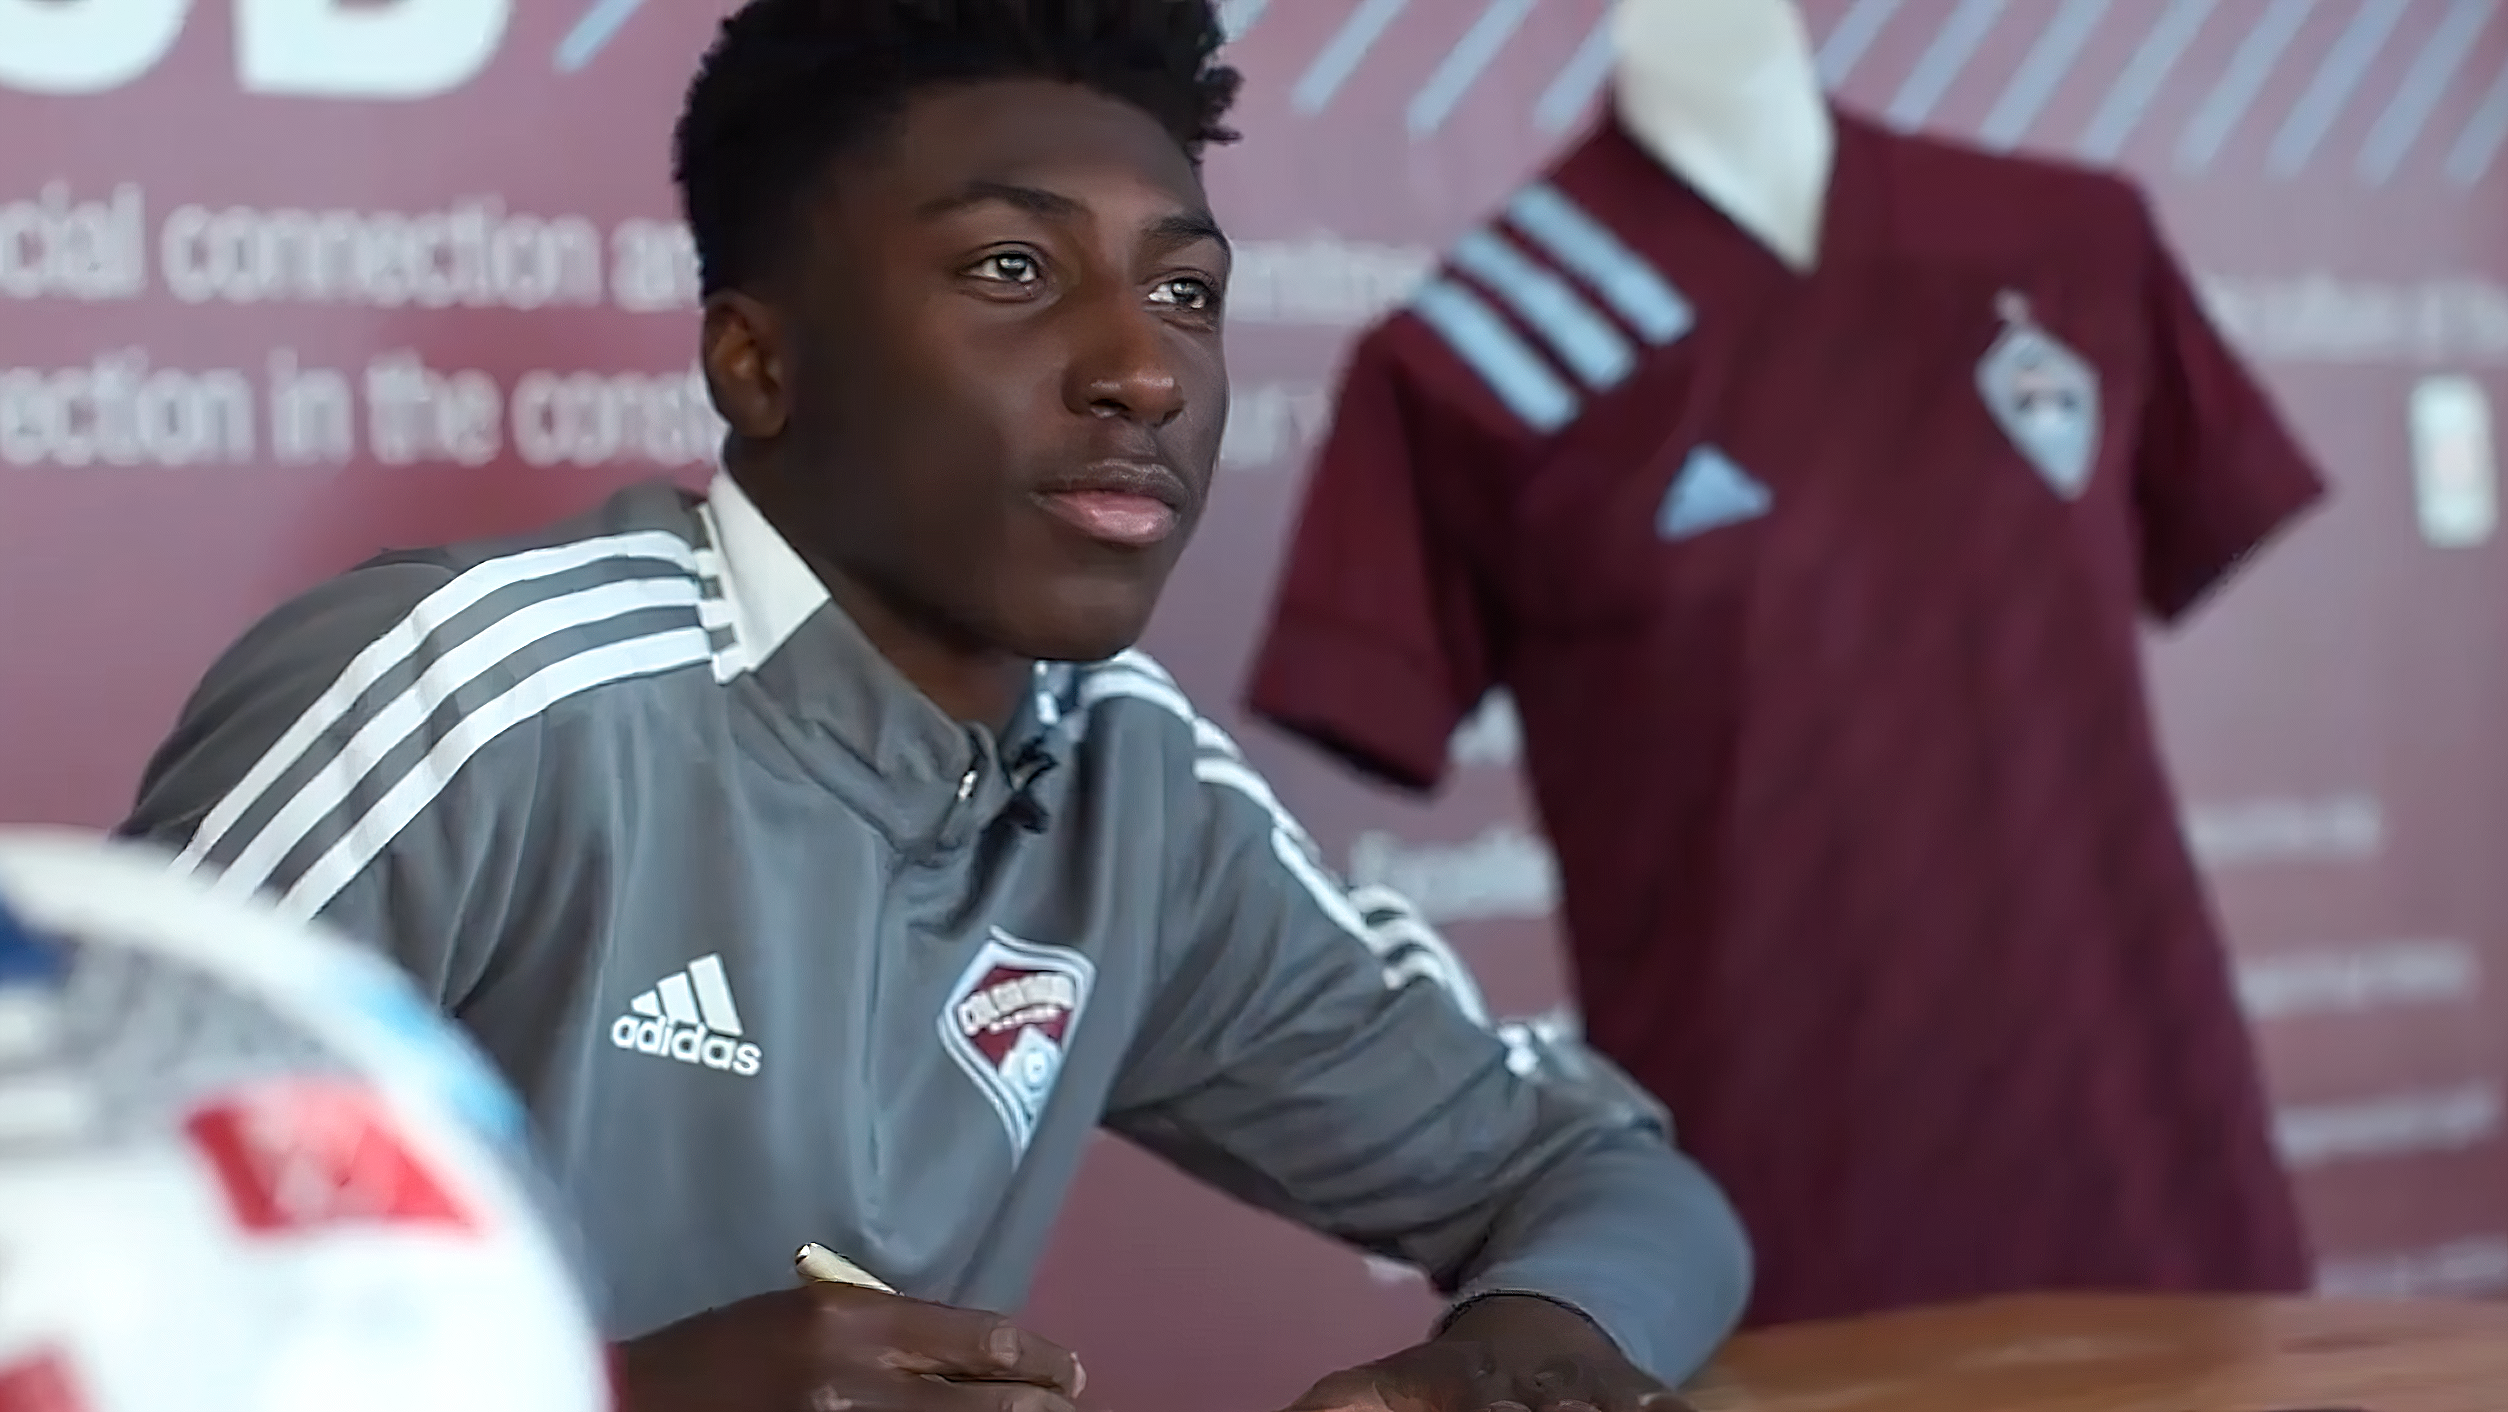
[701,468,831,671]
[1610,0,1833,272]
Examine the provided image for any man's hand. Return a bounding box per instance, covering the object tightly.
[618,1283,1086,1412]
[1279,1294,1691,1412]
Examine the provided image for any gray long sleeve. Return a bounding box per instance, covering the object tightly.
[1103,719,1750,1383]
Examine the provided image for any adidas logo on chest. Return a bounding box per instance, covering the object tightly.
[608,954,762,1077]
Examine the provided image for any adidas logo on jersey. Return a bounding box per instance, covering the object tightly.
[608,954,761,1077]
[1658,445,1773,541]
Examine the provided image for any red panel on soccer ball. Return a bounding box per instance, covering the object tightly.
[0,1351,88,1412]
[185,1080,478,1236]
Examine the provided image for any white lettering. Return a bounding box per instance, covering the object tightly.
[2276,1083,2503,1168]
[0,182,146,300]
[0,350,254,467]
[616,1017,762,1075]
[610,218,702,313]
[267,348,356,466]
[1219,381,1332,470]
[955,974,1078,1035]
[0,0,511,98]
[2318,1235,2508,1299]
[512,365,722,470]
[2201,273,2508,368]
[2238,940,2480,1021]
[161,196,600,311]
[2183,793,2384,869]
[1348,824,1559,924]
[0,0,190,95]
[1229,238,1435,327]
[364,351,500,467]
[238,0,511,100]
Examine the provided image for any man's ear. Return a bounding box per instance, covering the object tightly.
[701,291,789,440]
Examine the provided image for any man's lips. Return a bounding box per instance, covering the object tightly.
[1032,460,1191,550]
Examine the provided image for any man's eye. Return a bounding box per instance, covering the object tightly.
[1150,277,1217,312]
[973,252,1041,285]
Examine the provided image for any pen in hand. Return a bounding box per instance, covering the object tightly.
[793,1242,1087,1399]
[794,1242,896,1293]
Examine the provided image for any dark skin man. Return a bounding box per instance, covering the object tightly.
[628,76,1688,1412]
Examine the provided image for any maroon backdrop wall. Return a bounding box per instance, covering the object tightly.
[5,1,2507,1407]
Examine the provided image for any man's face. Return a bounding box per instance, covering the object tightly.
[724,79,1230,665]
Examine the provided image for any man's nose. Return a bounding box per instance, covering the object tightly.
[1063,290,1188,428]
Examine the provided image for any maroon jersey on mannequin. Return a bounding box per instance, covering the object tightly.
[1247,111,2323,1327]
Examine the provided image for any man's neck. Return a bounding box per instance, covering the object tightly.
[727,452,1030,733]
[810,564,1031,732]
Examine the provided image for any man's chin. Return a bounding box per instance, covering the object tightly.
[1017,619,1151,666]
[987,547,1192,664]
[1001,592,1159,666]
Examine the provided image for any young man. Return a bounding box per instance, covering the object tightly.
[120,3,1749,1410]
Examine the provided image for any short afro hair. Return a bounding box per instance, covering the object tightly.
[673,0,1242,296]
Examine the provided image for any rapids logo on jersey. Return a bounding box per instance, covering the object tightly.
[608,954,762,1078]
[940,930,1094,1157]
[1978,289,2102,501]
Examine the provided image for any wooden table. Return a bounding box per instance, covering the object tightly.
[1688,1294,2508,1411]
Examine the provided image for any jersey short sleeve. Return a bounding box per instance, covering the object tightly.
[1246,331,1514,793]
[2128,194,2327,621]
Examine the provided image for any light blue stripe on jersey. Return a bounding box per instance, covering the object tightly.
[1408,277,1580,434]
[1505,182,1695,347]
[1450,228,1635,392]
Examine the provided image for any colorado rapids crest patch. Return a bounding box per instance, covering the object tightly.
[939,929,1094,1157]
[1977,290,2101,501]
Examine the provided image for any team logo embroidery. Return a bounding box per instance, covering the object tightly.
[939,929,1094,1157]
[1977,290,2101,500]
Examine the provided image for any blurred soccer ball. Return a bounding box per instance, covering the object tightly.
[0,828,610,1412]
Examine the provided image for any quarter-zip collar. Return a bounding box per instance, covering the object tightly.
[697,470,1073,849]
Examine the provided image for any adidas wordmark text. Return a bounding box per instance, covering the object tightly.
[608,954,763,1077]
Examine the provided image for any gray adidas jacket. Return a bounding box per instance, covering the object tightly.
[121,474,1749,1378]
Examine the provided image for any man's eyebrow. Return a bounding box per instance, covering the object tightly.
[916,181,1229,251]
[916,180,1087,222]
[1147,210,1230,251]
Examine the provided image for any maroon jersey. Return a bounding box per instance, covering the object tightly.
[1247,111,2324,1326]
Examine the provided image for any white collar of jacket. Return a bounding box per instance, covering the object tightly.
[1609,0,1834,272]
[696,468,1071,840]
[700,467,830,671]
